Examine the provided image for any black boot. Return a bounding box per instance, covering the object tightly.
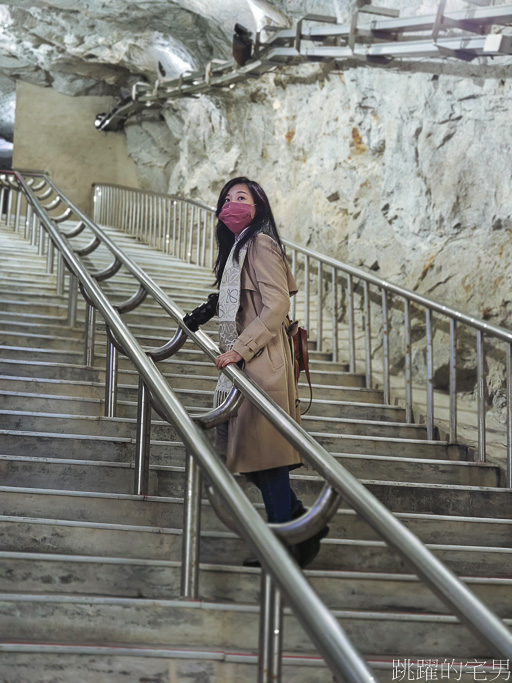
[291,501,330,569]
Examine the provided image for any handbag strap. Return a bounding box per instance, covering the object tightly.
[298,327,313,415]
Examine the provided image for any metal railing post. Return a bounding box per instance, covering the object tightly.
[84,304,96,367]
[404,298,413,423]
[304,255,310,334]
[449,318,457,443]
[180,450,203,599]
[477,330,486,462]
[6,187,13,226]
[347,272,355,373]
[316,261,323,353]
[134,377,152,495]
[14,191,22,233]
[507,344,512,488]
[363,280,372,389]
[68,273,78,326]
[426,307,434,440]
[382,289,390,404]
[46,239,55,274]
[57,254,65,296]
[258,571,284,683]
[104,338,118,417]
[331,266,338,363]
[24,203,32,239]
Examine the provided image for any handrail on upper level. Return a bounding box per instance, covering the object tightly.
[2,171,512,671]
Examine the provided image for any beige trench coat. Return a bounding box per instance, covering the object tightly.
[227,233,302,473]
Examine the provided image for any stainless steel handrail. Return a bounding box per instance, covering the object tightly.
[92,182,512,485]
[4,172,512,665]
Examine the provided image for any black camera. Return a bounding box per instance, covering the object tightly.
[183,292,219,332]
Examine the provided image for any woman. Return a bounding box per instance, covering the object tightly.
[213,177,326,567]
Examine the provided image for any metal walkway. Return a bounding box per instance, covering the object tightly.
[96,2,512,131]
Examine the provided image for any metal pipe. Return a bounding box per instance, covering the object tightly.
[57,254,65,296]
[46,239,55,274]
[404,298,413,423]
[192,386,245,429]
[84,304,97,367]
[316,261,323,353]
[331,267,338,364]
[177,201,183,259]
[449,318,457,443]
[147,327,188,362]
[38,224,45,255]
[363,280,372,389]
[24,203,32,239]
[347,273,355,374]
[382,289,390,404]
[291,250,297,322]
[14,191,22,233]
[209,211,215,268]
[258,572,283,683]
[304,255,310,333]
[180,451,202,599]
[104,338,118,418]
[188,203,194,262]
[426,308,434,440]
[201,209,207,266]
[507,344,512,488]
[196,207,201,264]
[134,378,152,495]
[30,215,37,246]
[67,274,78,327]
[6,187,13,226]
[477,329,486,462]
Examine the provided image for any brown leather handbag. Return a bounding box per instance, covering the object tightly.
[287,320,313,415]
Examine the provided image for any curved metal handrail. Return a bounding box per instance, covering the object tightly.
[9,169,377,682]
[76,235,101,256]
[115,284,148,314]
[7,170,512,664]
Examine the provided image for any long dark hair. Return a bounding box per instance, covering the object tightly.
[213,177,285,288]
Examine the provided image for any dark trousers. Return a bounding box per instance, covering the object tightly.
[245,465,300,523]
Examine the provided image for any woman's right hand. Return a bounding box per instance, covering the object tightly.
[215,349,243,369]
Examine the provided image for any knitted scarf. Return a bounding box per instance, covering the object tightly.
[213,232,249,410]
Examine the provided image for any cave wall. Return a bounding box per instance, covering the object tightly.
[13,81,139,214]
[125,61,512,332]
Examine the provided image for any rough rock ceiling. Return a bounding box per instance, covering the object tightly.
[0,0,310,96]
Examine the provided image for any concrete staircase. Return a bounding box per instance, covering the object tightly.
[1,221,511,682]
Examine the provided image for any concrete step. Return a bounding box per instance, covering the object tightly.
[0,444,499,492]
[1,552,511,617]
[0,330,83,351]
[1,372,396,416]
[0,345,84,364]
[0,400,427,441]
[0,593,506,658]
[0,298,77,316]
[0,318,85,339]
[0,447,508,517]
[3,512,512,576]
[0,427,470,474]
[0,645,335,683]
[0,645,499,683]
[3,486,511,548]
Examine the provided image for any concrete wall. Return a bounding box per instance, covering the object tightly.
[13,82,139,215]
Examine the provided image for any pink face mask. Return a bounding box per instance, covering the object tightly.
[219,202,254,234]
